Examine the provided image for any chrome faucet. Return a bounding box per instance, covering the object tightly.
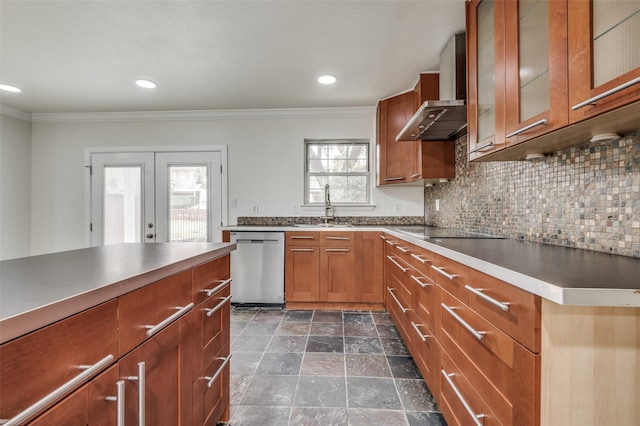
[324,184,335,224]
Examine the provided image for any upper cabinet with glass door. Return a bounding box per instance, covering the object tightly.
[467,0,506,160]
[568,0,640,123]
[504,0,568,146]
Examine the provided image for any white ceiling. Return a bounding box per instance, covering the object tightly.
[0,0,465,114]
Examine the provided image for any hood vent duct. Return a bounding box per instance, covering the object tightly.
[396,33,467,141]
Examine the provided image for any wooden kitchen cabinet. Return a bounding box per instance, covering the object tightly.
[467,0,640,161]
[285,231,384,309]
[377,73,455,186]
[567,0,640,123]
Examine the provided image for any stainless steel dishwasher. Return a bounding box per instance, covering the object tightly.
[230,231,285,306]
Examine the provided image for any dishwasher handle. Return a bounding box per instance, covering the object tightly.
[235,239,280,244]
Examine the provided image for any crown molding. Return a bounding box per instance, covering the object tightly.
[0,105,32,122]
[30,106,376,123]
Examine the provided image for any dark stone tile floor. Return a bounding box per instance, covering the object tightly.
[227,308,447,426]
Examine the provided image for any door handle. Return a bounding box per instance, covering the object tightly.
[146,233,154,239]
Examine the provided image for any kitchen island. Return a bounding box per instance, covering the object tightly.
[0,242,235,425]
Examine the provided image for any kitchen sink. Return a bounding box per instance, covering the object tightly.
[293,223,353,228]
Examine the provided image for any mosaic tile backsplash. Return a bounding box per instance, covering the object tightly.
[424,129,640,258]
[237,216,425,227]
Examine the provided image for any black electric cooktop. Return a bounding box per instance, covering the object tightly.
[396,226,505,240]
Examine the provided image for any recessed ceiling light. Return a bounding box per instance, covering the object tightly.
[135,79,157,89]
[318,75,337,85]
[0,84,21,93]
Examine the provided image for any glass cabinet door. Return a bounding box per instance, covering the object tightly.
[504,0,568,145]
[568,0,640,122]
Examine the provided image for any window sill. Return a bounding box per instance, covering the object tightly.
[300,204,376,212]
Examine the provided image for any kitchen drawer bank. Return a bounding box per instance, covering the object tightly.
[0,242,234,426]
[382,232,639,426]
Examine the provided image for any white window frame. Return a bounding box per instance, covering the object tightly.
[303,139,371,206]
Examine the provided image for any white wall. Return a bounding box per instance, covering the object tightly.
[0,111,32,260]
[29,108,424,255]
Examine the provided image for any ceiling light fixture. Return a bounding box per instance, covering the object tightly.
[318,75,337,85]
[135,79,157,89]
[0,84,21,93]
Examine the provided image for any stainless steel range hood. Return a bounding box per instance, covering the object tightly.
[396,33,467,141]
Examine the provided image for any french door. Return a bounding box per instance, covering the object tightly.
[90,151,223,246]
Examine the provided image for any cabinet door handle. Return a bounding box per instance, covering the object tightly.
[506,118,548,138]
[205,295,232,317]
[572,75,640,110]
[386,255,409,272]
[105,380,126,426]
[383,176,405,181]
[2,354,114,426]
[409,173,421,179]
[410,321,431,342]
[387,288,410,313]
[465,285,510,312]
[145,303,194,338]
[410,274,431,288]
[410,253,431,264]
[441,369,486,426]
[431,265,457,281]
[385,240,396,246]
[325,236,350,240]
[325,248,349,252]
[379,235,388,240]
[204,355,232,388]
[202,278,232,297]
[290,248,315,252]
[126,361,145,426]
[441,303,486,341]
[469,141,494,153]
[291,235,315,239]
[396,246,411,253]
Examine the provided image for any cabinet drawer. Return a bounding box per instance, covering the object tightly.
[320,232,355,246]
[286,231,320,245]
[408,245,436,280]
[439,290,538,426]
[467,269,541,353]
[439,349,501,426]
[409,310,440,399]
[431,255,468,304]
[0,301,118,422]
[119,269,192,355]
[386,255,413,310]
[411,270,439,337]
[193,352,231,426]
[193,255,231,306]
[193,281,231,376]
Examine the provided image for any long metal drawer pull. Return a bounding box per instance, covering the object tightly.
[387,255,409,272]
[469,141,494,154]
[506,118,548,138]
[379,235,387,240]
[385,239,396,246]
[205,295,232,317]
[290,248,315,252]
[441,369,485,426]
[431,265,457,281]
[3,354,114,426]
[204,355,232,388]
[387,288,410,313]
[325,248,350,252]
[465,285,510,312]
[410,274,431,288]
[411,321,430,342]
[105,380,126,426]
[397,246,411,253]
[409,173,421,178]
[572,75,640,110]
[441,303,486,341]
[145,303,194,337]
[203,278,232,297]
[126,361,146,426]
[383,176,405,181]
[326,236,350,240]
[291,235,315,239]
[410,253,430,264]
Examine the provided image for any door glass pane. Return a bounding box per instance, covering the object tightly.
[519,0,549,121]
[593,1,640,86]
[169,166,208,242]
[477,0,496,141]
[104,166,142,244]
